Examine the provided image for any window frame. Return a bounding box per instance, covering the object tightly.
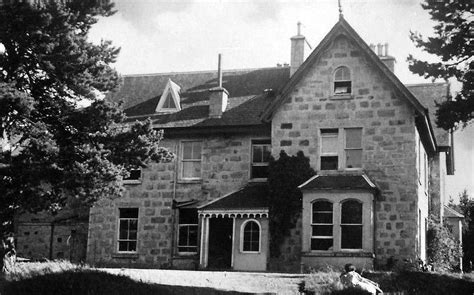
[240,219,261,253]
[123,168,142,185]
[340,199,363,251]
[320,129,339,171]
[344,128,363,170]
[310,200,334,252]
[333,66,352,96]
[177,208,199,255]
[180,140,202,181]
[117,208,139,253]
[250,139,271,181]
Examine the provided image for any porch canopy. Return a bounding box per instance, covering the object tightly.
[198,184,269,218]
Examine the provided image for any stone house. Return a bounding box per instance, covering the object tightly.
[83,16,454,271]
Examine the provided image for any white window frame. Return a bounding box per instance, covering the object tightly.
[333,66,352,95]
[250,139,271,181]
[155,79,181,113]
[319,127,363,171]
[320,129,339,171]
[240,219,261,253]
[117,208,139,253]
[311,200,334,252]
[344,128,363,170]
[340,199,363,251]
[180,141,202,181]
[177,209,198,255]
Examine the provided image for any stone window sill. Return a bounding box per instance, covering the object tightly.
[330,94,353,100]
[112,253,139,259]
[123,180,142,185]
[178,179,202,184]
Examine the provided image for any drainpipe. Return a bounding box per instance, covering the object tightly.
[49,222,55,260]
[169,143,179,267]
[373,195,377,270]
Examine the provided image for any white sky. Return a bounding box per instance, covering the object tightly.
[88,0,473,202]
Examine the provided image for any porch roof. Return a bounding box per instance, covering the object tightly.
[198,183,269,211]
[298,174,378,192]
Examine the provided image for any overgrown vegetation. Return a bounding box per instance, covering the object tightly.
[427,216,463,271]
[448,189,474,271]
[267,150,315,257]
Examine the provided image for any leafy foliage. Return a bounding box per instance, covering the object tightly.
[267,150,315,257]
[0,1,173,236]
[407,0,473,130]
[427,216,462,271]
[448,190,474,271]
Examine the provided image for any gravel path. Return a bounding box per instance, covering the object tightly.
[102,268,305,294]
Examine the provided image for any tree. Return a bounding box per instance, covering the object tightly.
[449,190,474,271]
[407,0,473,130]
[0,1,173,239]
[267,150,315,257]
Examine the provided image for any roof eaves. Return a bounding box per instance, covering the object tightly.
[197,188,244,209]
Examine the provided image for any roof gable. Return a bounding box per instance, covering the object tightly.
[155,79,181,113]
[262,16,428,118]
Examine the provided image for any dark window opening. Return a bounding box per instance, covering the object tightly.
[311,201,333,251]
[321,156,338,170]
[124,169,141,181]
[178,208,198,253]
[118,208,139,252]
[341,200,363,249]
[334,66,351,95]
[251,139,271,179]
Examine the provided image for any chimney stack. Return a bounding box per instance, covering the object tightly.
[290,22,305,76]
[209,53,229,118]
[370,43,396,73]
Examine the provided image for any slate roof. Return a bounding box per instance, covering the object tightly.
[298,174,377,191]
[444,205,464,219]
[107,67,290,129]
[199,184,269,210]
[407,82,450,147]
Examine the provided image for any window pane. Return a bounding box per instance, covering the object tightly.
[164,93,176,109]
[321,156,338,170]
[312,225,333,236]
[262,146,271,162]
[335,67,350,81]
[120,208,138,218]
[188,226,198,246]
[192,142,201,160]
[183,143,192,159]
[253,145,263,163]
[313,201,332,212]
[251,165,269,179]
[345,150,362,168]
[178,227,188,245]
[321,136,338,153]
[243,221,260,252]
[118,241,127,252]
[128,230,137,240]
[312,212,333,223]
[341,200,363,224]
[129,220,138,231]
[311,238,333,251]
[128,241,137,251]
[341,225,362,249]
[119,229,128,240]
[345,129,362,149]
[182,162,201,178]
[179,208,198,224]
[334,81,352,94]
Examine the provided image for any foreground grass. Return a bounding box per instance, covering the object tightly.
[0,261,249,295]
[300,268,474,295]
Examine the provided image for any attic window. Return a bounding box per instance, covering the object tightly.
[155,79,181,113]
[334,66,351,95]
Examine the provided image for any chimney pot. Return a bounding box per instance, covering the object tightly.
[377,43,383,56]
[384,43,389,56]
[370,43,376,52]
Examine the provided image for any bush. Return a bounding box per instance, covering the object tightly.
[299,267,343,294]
[427,217,463,271]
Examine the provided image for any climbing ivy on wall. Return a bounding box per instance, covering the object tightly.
[267,150,316,257]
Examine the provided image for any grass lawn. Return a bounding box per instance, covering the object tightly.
[1,261,474,295]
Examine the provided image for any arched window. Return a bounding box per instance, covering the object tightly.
[341,200,363,249]
[242,220,260,252]
[334,66,351,95]
[311,200,333,251]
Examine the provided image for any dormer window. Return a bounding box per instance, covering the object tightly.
[155,79,181,113]
[334,66,351,95]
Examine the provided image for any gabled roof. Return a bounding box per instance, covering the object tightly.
[107,67,290,129]
[298,173,377,192]
[198,183,269,210]
[444,205,464,219]
[407,82,450,147]
[260,16,437,153]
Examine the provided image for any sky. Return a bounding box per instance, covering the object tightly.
[88,0,473,202]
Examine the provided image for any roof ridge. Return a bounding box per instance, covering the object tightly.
[121,66,289,78]
[405,82,448,87]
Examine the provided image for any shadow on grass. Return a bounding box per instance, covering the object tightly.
[0,269,252,295]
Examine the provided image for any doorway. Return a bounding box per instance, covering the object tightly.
[207,217,233,269]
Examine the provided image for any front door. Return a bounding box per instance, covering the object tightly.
[207,217,233,269]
